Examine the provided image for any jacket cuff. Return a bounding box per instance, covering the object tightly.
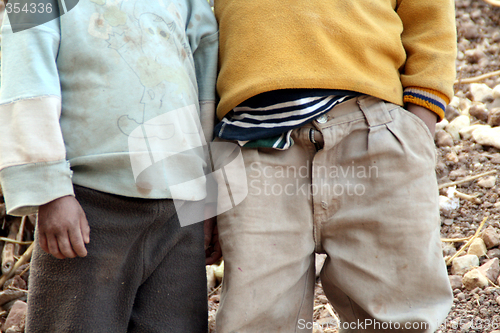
[0,160,74,216]
[403,87,449,121]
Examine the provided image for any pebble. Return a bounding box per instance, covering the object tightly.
[470,83,494,103]
[487,248,500,259]
[469,102,489,122]
[477,176,497,188]
[443,218,454,226]
[463,269,489,290]
[440,195,460,217]
[446,115,471,141]
[452,255,480,276]
[489,107,500,126]
[489,153,500,164]
[2,300,26,333]
[477,258,500,282]
[467,238,487,257]
[435,130,454,147]
[481,226,500,248]
[470,125,500,149]
[206,265,216,291]
[436,118,449,132]
[445,104,461,122]
[449,275,463,290]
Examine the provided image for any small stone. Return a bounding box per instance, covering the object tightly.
[449,169,467,180]
[481,226,500,248]
[439,195,459,217]
[469,102,489,122]
[487,248,500,259]
[471,287,481,294]
[206,265,216,291]
[449,275,463,290]
[2,300,26,333]
[493,84,500,99]
[460,124,486,140]
[445,104,461,122]
[445,115,471,141]
[488,107,500,126]
[463,269,489,290]
[477,176,496,188]
[443,219,454,226]
[496,295,500,305]
[436,118,449,132]
[477,258,500,282]
[467,238,487,257]
[444,151,459,163]
[315,253,327,278]
[472,125,500,149]
[470,83,494,103]
[461,21,480,40]
[451,254,480,276]
[442,242,457,257]
[435,130,454,147]
[489,153,500,164]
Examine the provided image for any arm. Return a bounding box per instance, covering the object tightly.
[186,0,222,263]
[397,0,457,121]
[187,0,218,143]
[0,14,89,258]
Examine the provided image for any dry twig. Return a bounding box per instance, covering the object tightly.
[438,170,497,190]
[446,216,488,266]
[0,238,32,245]
[0,242,34,287]
[442,237,471,243]
[14,216,26,256]
[454,69,500,85]
[454,191,482,204]
[482,0,500,7]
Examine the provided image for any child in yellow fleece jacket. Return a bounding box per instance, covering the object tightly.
[212,0,456,332]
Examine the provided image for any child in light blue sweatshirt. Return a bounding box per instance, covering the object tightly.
[0,0,218,331]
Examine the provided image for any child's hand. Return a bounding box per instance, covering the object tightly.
[406,103,438,138]
[37,196,90,259]
[204,205,222,265]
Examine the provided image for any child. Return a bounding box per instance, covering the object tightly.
[0,0,217,331]
[213,0,456,332]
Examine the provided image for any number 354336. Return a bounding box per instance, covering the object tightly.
[5,2,53,14]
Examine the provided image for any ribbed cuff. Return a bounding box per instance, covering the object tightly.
[403,87,449,121]
[0,160,74,216]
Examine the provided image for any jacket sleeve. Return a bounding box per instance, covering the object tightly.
[0,15,74,216]
[397,0,457,120]
[186,0,218,143]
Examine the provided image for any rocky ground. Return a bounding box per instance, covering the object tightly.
[207,1,500,332]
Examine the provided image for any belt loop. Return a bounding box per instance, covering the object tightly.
[309,128,322,151]
[357,96,393,127]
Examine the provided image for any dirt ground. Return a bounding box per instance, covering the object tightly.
[208,1,500,332]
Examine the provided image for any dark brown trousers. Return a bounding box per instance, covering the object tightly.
[26,185,207,333]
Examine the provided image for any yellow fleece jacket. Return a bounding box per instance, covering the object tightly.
[215,0,457,121]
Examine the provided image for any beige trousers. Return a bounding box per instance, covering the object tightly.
[215,96,452,333]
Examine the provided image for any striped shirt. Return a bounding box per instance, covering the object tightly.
[215,89,358,149]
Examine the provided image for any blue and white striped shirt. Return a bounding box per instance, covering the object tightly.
[215,89,358,149]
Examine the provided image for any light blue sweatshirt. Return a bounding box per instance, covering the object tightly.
[0,0,218,216]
